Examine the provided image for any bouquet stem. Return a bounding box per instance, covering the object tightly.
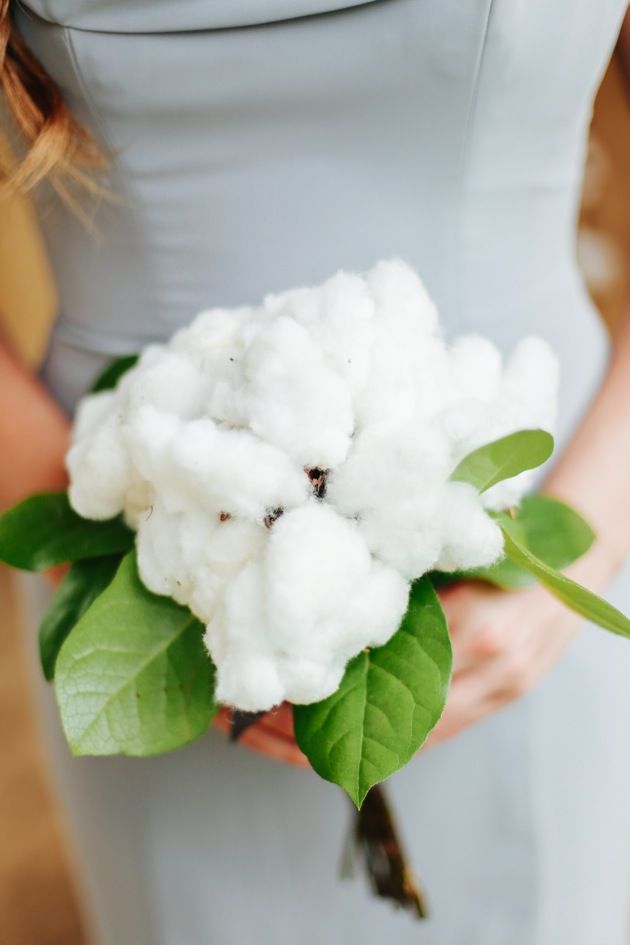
[349,784,428,919]
[229,710,267,741]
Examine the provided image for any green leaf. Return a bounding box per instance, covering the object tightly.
[39,556,120,681]
[90,354,139,393]
[293,577,452,808]
[0,492,133,571]
[466,494,595,589]
[55,552,216,756]
[450,429,554,493]
[500,516,630,638]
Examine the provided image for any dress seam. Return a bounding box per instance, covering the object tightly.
[13,0,390,36]
[452,0,495,322]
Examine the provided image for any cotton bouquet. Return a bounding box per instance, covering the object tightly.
[2,260,629,916]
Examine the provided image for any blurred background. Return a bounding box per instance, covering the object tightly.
[1,55,630,945]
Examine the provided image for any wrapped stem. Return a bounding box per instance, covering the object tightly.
[229,709,267,741]
[348,784,428,919]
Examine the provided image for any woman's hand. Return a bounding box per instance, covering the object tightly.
[427,580,581,745]
[214,703,309,768]
[428,536,621,747]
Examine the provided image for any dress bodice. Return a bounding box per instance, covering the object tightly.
[13,0,628,423]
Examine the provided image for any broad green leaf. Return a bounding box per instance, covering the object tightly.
[55,552,216,756]
[0,492,133,571]
[90,354,139,393]
[466,494,595,589]
[500,517,630,638]
[450,429,554,494]
[293,577,452,808]
[39,556,120,680]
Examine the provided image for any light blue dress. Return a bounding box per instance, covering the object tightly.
[12,1,630,942]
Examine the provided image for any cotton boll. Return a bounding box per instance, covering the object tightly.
[153,514,266,628]
[214,649,285,712]
[71,390,116,443]
[203,503,409,709]
[135,501,257,615]
[66,258,559,711]
[204,560,264,661]
[122,471,153,529]
[170,419,309,520]
[327,426,451,519]
[124,348,207,419]
[436,337,503,459]
[206,503,410,709]
[263,283,321,323]
[171,306,252,364]
[240,316,354,467]
[434,482,504,571]
[368,258,438,335]
[463,337,558,456]
[188,563,246,625]
[341,560,410,651]
[480,467,542,514]
[185,516,266,621]
[475,338,559,511]
[264,502,408,661]
[358,491,445,579]
[264,502,375,659]
[301,270,376,397]
[260,265,376,409]
[437,399,489,457]
[355,263,448,431]
[122,405,183,503]
[67,412,130,520]
[135,502,191,603]
[203,361,248,428]
[188,515,265,575]
[448,335,503,405]
[171,308,256,427]
[205,561,286,710]
[500,337,559,432]
[281,657,346,707]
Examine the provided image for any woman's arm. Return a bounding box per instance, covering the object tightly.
[615,7,630,100]
[0,335,69,509]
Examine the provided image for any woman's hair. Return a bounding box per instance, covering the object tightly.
[0,0,105,201]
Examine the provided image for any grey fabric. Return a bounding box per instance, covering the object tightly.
[17,0,382,31]
[13,0,630,942]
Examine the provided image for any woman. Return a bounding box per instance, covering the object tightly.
[3,1,630,942]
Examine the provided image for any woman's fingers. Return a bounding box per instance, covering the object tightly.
[238,724,310,767]
[440,582,509,673]
[427,587,584,749]
[426,662,507,746]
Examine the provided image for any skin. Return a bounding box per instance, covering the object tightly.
[3,13,630,767]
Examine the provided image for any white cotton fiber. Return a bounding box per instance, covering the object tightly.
[67,259,559,710]
[238,316,354,467]
[67,409,130,520]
